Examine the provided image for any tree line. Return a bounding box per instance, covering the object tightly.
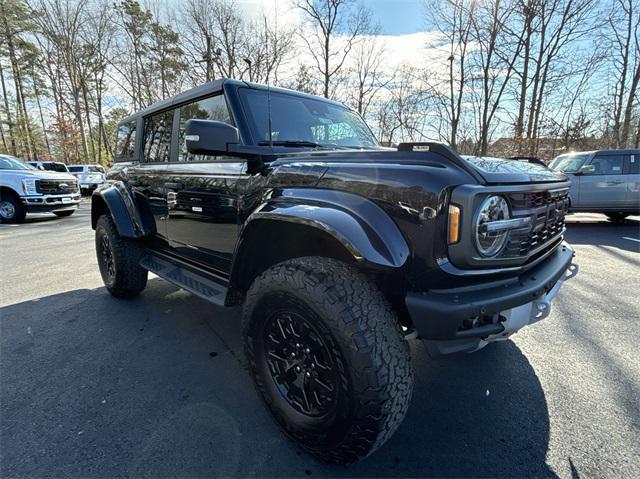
[0,0,638,165]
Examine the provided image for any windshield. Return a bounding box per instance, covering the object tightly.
[0,155,36,170]
[88,166,105,173]
[549,153,590,172]
[238,88,378,148]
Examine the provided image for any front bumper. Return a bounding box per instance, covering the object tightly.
[405,243,577,354]
[22,194,81,213]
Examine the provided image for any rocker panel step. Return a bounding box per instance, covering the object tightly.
[140,253,228,306]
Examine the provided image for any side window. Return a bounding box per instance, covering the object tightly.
[177,94,233,162]
[590,155,625,175]
[628,154,639,174]
[114,121,137,161]
[143,111,174,163]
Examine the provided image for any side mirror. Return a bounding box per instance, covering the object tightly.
[185,119,239,155]
[576,164,595,175]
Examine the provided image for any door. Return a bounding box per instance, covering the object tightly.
[625,153,640,211]
[127,110,175,248]
[579,153,627,208]
[165,93,246,274]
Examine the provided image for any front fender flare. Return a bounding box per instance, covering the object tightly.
[236,188,410,269]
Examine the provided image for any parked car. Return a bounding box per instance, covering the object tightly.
[91,79,578,464]
[509,155,548,167]
[27,160,69,173]
[0,154,80,223]
[549,149,640,222]
[67,164,106,194]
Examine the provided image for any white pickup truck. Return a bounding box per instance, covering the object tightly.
[0,154,81,223]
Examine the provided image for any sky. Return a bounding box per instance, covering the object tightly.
[234,0,427,36]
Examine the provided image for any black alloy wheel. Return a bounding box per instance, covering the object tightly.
[263,310,338,417]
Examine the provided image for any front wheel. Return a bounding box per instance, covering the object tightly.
[606,212,629,223]
[54,210,75,218]
[243,257,413,464]
[95,214,148,298]
[0,195,26,224]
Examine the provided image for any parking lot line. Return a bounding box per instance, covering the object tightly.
[622,236,640,243]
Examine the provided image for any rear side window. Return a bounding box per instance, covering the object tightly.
[68,166,83,172]
[628,154,639,174]
[590,155,624,175]
[143,111,174,163]
[88,166,104,173]
[114,121,137,161]
[177,94,233,162]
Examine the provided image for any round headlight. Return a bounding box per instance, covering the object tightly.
[475,195,510,257]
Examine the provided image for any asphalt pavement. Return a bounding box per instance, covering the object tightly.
[1,201,639,478]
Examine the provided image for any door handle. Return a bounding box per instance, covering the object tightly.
[608,180,625,184]
[165,182,183,190]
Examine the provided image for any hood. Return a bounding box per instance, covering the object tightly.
[1,169,77,181]
[461,156,567,184]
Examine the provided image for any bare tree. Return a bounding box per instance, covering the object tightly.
[605,0,640,148]
[425,0,474,150]
[295,0,367,98]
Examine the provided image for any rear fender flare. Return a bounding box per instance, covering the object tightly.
[91,182,150,238]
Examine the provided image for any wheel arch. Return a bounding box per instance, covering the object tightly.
[0,185,21,201]
[228,189,410,300]
[91,182,154,238]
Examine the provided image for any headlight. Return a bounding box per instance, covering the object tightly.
[22,179,38,195]
[475,195,510,257]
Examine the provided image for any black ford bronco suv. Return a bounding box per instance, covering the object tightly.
[92,79,577,464]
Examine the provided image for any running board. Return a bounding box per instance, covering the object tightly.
[140,253,228,306]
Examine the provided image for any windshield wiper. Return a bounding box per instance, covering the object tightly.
[258,140,322,148]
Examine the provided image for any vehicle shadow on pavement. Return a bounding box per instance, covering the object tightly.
[0,280,555,478]
[565,218,639,254]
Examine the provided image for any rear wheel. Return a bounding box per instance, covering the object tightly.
[243,257,413,464]
[54,210,75,218]
[95,214,148,298]
[606,212,629,223]
[0,195,25,224]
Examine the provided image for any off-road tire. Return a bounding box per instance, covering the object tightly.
[0,194,26,224]
[243,257,413,465]
[606,212,629,223]
[54,210,75,218]
[95,214,148,298]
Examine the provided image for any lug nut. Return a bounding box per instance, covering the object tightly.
[296,343,301,349]
[304,348,310,354]
[290,352,296,357]
[305,371,311,377]
[295,366,301,373]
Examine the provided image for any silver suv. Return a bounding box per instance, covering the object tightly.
[550,149,640,222]
[67,164,106,194]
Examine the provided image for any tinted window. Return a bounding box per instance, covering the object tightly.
[177,95,233,162]
[68,166,83,172]
[628,154,639,174]
[88,166,104,173]
[114,121,137,160]
[143,111,174,163]
[591,155,624,175]
[238,88,378,147]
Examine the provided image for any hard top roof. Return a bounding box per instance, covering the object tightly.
[119,78,346,125]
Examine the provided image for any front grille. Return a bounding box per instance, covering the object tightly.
[501,188,569,259]
[36,179,79,195]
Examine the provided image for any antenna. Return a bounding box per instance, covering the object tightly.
[267,82,273,148]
